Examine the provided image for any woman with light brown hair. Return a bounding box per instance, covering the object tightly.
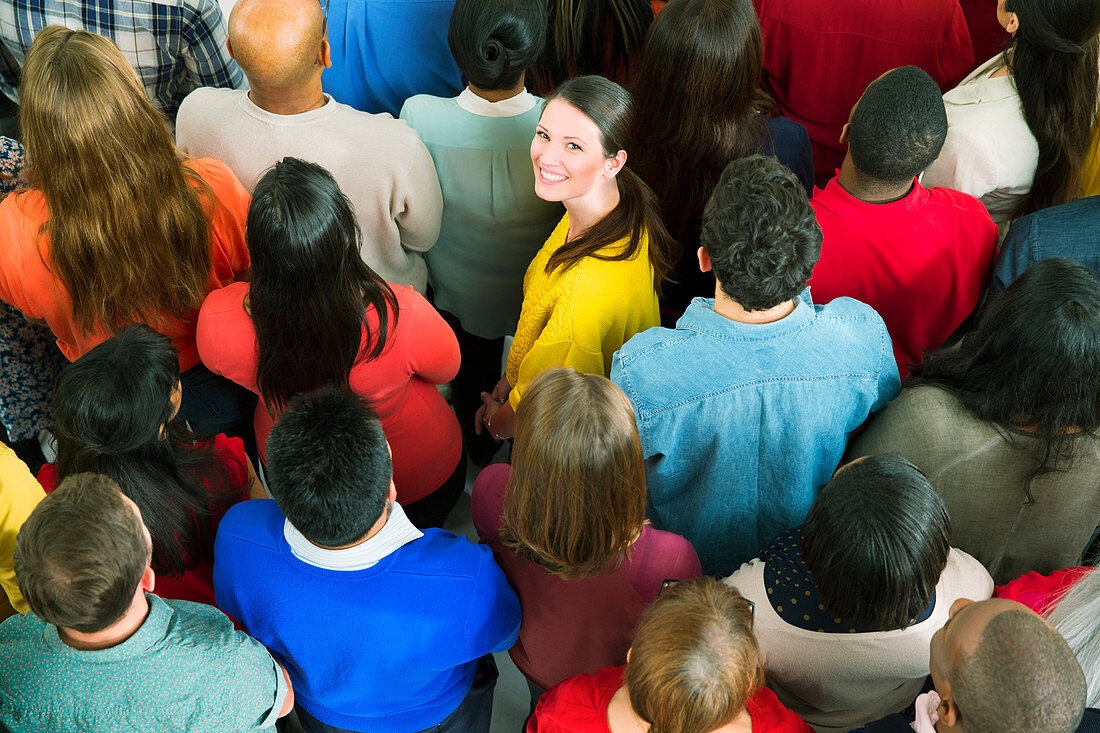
[471,366,700,709]
[0,26,254,441]
[528,577,814,732]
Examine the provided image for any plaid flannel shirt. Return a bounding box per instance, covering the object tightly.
[0,0,244,119]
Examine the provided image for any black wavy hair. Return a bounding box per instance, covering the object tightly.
[51,325,241,577]
[700,155,821,310]
[248,158,398,412]
[909,258,1100,496]
[448,0,547,90]
[265,386,392,547]
[848,66,948,184]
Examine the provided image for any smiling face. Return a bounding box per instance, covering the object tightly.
[531,98,622,204]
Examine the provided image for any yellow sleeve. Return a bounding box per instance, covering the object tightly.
[508,337,605,410]
[0,444,45,614]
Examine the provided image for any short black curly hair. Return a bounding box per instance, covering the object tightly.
[700,155,821,311]
[848,66,948,183]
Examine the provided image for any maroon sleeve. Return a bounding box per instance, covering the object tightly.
[623,527,703,603]
[938,0,977,88]
[470,464,511,543]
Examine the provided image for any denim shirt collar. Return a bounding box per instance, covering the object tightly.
[677,289,815,341]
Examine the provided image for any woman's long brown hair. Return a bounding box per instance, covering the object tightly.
[500,367,648,579]
[1005,0,1100,217]
[20,26,213,335]
[630,0,774,246]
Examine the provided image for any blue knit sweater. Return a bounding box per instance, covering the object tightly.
[213,500,521,732]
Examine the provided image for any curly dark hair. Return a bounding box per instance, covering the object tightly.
[909,258,1100,494]
[699,155,821,311]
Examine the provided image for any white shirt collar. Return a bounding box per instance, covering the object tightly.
[284,502,423,571]
[456,87,539,118]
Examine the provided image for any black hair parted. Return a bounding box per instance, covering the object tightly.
[265,386,392,547]
[800,453,951,630]
[448,0,547,90]
[848,66,948,183]
[249,158,398,413]
[700,155,821,311]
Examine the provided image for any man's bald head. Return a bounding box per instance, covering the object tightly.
[229,0,325,88]
[931,598,1086,733]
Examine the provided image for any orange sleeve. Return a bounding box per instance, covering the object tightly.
[187,158,252,284]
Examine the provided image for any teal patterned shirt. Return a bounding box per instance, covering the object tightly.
[0,593,286,732]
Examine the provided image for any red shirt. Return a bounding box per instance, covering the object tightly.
[528,665,814,733]
[0,158,250,371]
[471,464,701,690]
[808,177,999,378]
[994,567,1093,616]
[37,434,249,608]
[754,0,974,185]
[959,0,1011,65]
[196,282,461,503]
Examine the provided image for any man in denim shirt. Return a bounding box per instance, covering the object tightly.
[611,155,900,576]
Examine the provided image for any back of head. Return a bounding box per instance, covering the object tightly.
[911,258,1100,439]
[1046,568,1100,708]
[51,325,231,577]
[265,385,392,547]
[447,0,546,90]
[19,26,211,334]
[501,367,646,578]
[627,577,762,733]
[229,0,325,88]
[533,0,654,89]
[953,607,1087,732]
[848,66,947,184]
[700,155,821,310]
[52,325,180,463]
[249,157,396,411]
[1005,0,1100,214]
[800,454,951,630]
[631,0,771,240]
[15,473,150,633]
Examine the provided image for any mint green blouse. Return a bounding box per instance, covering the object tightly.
[401,89,563,339]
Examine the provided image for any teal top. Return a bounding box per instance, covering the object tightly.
[401,88,563,339]
[0,594,287,732]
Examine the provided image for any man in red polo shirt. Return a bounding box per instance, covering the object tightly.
[808,67,999,379]
[754,0,974,186]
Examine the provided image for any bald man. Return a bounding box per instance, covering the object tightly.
[856,598,1099,732]
[176,0,442,292]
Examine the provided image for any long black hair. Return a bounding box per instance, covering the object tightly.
[248,158,399,412]
[909,258,1100,493]
[541,76,675,288]
[1004,0,1100,215]
[52,325,241,577]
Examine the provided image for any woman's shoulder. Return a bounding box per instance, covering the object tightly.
[199,282,250,321]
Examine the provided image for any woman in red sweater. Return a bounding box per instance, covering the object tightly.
[39,326,262,608]
[529,577,813,733]
[197,158,464,528]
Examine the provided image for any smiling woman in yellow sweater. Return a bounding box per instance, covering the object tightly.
[475,75,676,442]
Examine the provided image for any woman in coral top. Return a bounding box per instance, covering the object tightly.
[476,75,675,442]
[0,27,253,440]
[528,577,813,733]
[197,158,464,528]
[38,326,262,609]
